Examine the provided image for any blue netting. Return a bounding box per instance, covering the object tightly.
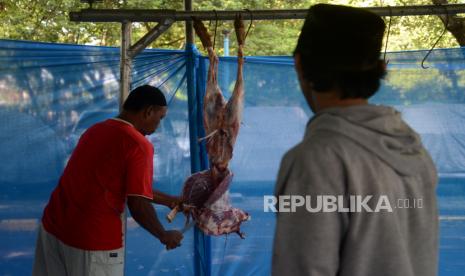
[0,40,464,275]
[0,40,193,275]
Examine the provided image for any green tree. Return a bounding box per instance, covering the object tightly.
[0,0,464,55]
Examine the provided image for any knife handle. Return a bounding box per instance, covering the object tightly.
[167,205,180,223]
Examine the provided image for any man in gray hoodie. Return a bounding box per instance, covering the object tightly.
[272,4,438,276]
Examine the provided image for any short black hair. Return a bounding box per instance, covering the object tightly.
[123,85,167,112]
[295,4,386,99]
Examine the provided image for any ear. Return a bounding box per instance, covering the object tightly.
[144,105,154,118]
[294,53,308,86]
[381,60,387,71]
[294,53,303,77]
[294,53,314,91]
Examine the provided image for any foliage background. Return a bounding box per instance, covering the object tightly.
[0,0,465,56]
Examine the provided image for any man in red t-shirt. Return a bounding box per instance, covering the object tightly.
[33,85,183,276]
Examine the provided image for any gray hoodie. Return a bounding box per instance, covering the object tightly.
[272,104,438,276]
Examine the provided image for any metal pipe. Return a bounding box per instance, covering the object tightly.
[182,1,211,276]
[222,29,230,57]
[221,30,231,98]
[185,0,194,45]
[70,4,465,23]
[119,21,132,109]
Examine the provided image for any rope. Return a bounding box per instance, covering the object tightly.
[213,10,218,50]
[198,129,219,142]
[244,9,254,41]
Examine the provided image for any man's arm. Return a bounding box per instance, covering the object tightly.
[151,190,181,209]
[272,143,348,275]
[127,195,183,250]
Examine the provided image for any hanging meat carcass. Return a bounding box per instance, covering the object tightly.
[167,16,249,238]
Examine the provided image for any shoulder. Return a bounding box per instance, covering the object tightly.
[276,136,342,188]
[276,136,346,197]
[102,119,153,155]
[125,131,153,157]
[283,134,342,167]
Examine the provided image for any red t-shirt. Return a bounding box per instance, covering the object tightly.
[42,119,154,250]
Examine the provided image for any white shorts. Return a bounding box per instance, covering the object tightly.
[32,224,124,276]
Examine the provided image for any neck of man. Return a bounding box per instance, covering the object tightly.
[117,111,145,135]
[311,89,368,113]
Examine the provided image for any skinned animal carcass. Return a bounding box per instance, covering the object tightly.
[167,16,249,237]
[178,170,248,237]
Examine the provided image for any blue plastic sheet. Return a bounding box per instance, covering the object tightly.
[0,40,193,275]
[0,40,464,275]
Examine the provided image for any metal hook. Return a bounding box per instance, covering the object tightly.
[244,9,254,40]
[421,5,449,69]
[383,5,392,65]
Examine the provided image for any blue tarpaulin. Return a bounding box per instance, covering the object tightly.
[0,39,464,275]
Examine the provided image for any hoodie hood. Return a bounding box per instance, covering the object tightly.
[306,104,426,176]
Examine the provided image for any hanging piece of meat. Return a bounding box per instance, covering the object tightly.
[167,15,249,238]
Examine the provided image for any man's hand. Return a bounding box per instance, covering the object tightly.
[160,230,183,250]
[168,196,183,210]
[127,196,184,250]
